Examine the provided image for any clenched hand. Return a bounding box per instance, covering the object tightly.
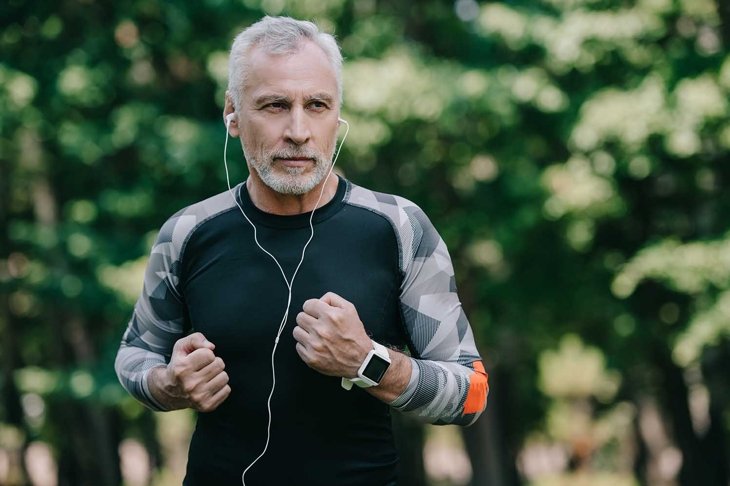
[149,332,231,412]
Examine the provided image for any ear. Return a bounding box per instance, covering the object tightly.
[223,91,239,138]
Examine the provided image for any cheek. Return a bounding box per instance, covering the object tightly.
[316,126,338,149]
[241,125,275,153]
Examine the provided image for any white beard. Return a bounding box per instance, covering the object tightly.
[244,146,334,195]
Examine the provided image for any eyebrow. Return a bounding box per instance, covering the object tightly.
[253,94,291,107]
[304,93,335,104]
[253,92,336,107]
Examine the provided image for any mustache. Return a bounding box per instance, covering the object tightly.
[271,149,320,160]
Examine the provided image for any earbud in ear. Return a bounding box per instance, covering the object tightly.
[338,118,348,126]
[226,113,236,126]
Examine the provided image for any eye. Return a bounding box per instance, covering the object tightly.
[266,102,287,112]
[308,100,329,112]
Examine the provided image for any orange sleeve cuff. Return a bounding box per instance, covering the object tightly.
[463,360,488,415]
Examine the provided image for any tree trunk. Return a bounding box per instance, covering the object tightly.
[632,406,649,486]
[653,342,709,486]
[20,129,121,485]
[1,125,31,486]
[462,365,521,486]
[700,343,729,486]
[716,0,730,49]
[392,411,426,486]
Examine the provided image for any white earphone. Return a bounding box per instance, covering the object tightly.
[222,110,350,486]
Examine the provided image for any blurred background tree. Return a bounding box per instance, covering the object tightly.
[1,0,728,485]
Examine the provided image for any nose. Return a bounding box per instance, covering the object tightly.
[284,108,311,145]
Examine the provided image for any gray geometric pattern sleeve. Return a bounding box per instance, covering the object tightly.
[114,191,236,411]
[346,186,489,426]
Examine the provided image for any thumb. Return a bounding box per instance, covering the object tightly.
[174,332,215,356]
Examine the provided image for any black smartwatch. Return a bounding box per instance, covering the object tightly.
[341,340,391,390]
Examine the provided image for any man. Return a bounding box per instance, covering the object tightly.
[115,15,487,486]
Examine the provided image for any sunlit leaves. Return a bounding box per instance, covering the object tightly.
[110,103,159,149]
[156,116,209,172]
[679,0,720,23]
[15,367,59,395]
[0,65,37,112]
[612,235,730,363]
[477,2,666,71]
[571,76,666,153]
[571,71,727,159]
[477,3,529,50]
[341,15,402,58]
[241,0,346,21]
[535,8,664,69]
[674,74,727,120]
[57,121,106,165]
[543,156,623,219]
[65,200,98,225]
[674,290,730,365]
[612,236,730,298]
[57,64,114,108]
[539,334,621,401]
[345,48,452,122]
[97,257,147,306]
[206,50,229,103]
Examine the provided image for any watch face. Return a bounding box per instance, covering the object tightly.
[362,354,390,383]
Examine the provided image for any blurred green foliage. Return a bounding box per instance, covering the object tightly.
[1,0,729,485]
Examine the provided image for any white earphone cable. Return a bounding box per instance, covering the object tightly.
[223,115,349,485]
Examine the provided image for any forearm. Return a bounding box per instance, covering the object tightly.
[115,343,169,411]
[389,358,488,426]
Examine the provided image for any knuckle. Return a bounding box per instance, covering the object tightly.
[193,389,210,405]
[318,328,332,341]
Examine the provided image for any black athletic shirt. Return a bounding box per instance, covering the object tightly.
[116,177,488,485]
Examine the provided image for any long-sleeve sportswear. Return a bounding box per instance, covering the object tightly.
[115,177,488,485]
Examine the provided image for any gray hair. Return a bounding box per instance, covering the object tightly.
[227,16,343,110]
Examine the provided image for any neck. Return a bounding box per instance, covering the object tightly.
[246,173,339,215]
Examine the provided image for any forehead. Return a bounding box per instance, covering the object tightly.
[243,40,338,101]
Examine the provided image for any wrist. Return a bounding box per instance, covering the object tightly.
[147,365,185,410]
[341,340,391,390]
[364,351,412,404]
